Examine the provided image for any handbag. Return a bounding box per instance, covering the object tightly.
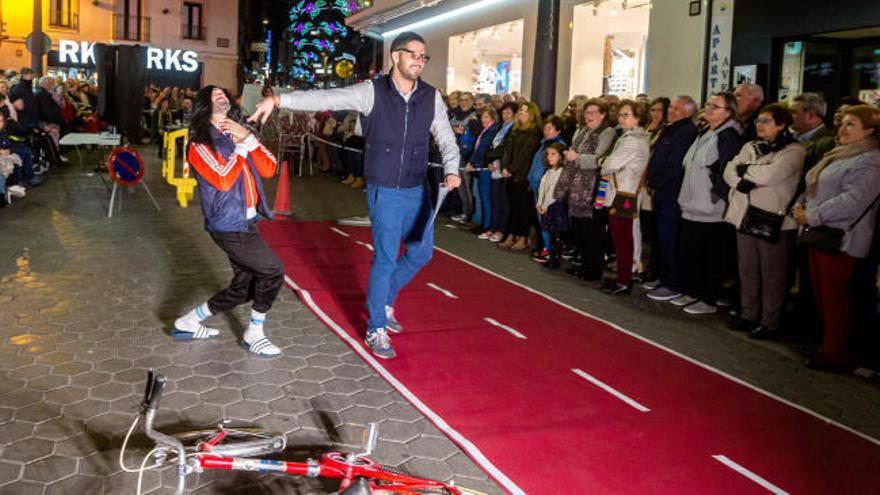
[739,191,786,243]
[797,193,880,254]
[607,173,643,219]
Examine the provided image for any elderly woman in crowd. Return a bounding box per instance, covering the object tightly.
[556,98,617,280]
[599,100,651,294]
[792,105,880,371]
[646,97,670,145]
[724,104,805,339]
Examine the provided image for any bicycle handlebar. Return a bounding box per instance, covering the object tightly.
[142,369,167,411]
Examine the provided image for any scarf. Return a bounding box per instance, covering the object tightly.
[753,129,796,157]
[492,121,514,148]
[805,136,879,198]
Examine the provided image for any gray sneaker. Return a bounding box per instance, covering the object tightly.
[385,306,403,333]
[647,287,682,301]
[683,301,717,315]
[365,328,396,359]
[641,279,661,291]
[670,295,698,306]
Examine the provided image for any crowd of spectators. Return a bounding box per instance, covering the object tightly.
[435,84,880,373]
[143,85,196,156]
[0,67,97,205]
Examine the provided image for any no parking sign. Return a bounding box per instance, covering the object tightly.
[107,147,145,186]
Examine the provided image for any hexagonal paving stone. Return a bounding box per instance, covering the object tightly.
[333,364,373,380]
[309,393,355,413]
[179,404,224,426]
[282,380,324,399]
[26,374,69,391]
[267,397,312,416]
[176,376,217,394]
[270,356,308,372]
[404,435,460,461]
[200,387,242,406]
[339,406,383,426]
[132,354,172,369]
[70,371,112,388]
[62,399,111,422]
[0,480,45,494]
[231,358,277,374]
[252,369,297,386]
[54,433,110,458]
[321,378,362,395]
[0,461,22,486]
[2,438,54,463]
[112,368,149,384]
[242,384,284,402]
[14,402,62,423]
[0,407,14,424]
[21,455,78,483]
[377,420,421,444]
[35,351,74,366]
[32,417,84,441]
[90,382,134,401]
[51,361,92,377]
[0,421,35,443]
[350,390,395,409]
[8,364,51,380]
[46,474,103,494]
[86,412,136,436]
[158,391,199,410]
[224,400,270,421]
[306,354,343,369]
[154,364,193,381]
[381,402,424,423]
[93,358,132,373]
[44,386,89,405]
[192,361,233,377]
[293,367,334,383]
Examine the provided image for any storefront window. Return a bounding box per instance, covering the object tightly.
[570,1,649,98]
[446,20,524,95]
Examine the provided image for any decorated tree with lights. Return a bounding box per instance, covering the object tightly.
[287,0,360,84]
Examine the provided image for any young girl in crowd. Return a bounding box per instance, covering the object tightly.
[534,142,569,267]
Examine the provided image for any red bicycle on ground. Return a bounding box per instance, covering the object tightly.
[121,370,485,495]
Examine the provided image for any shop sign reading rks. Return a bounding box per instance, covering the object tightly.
[58,40,199,72]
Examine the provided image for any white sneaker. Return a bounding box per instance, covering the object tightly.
[683,301,717,315]
[384,305,403,333]
[8,185,26,198]
[60,155,70,163]
[641,279,661,291]
[670,295,698,306]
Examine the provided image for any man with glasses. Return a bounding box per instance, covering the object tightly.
[250,32,461,359]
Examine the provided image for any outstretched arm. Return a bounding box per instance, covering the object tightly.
[249,82,374,124]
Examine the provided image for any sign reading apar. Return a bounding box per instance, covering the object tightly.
[58,40,199,72]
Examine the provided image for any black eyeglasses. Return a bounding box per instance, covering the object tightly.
[396,48,431,62]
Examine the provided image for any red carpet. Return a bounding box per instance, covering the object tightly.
[260,220,880,495]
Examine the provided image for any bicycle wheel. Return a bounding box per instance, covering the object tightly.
[173,427,287,457]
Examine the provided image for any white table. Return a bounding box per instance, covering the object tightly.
[60,132,122,166]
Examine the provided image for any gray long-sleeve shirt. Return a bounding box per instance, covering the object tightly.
[279,79,460,177]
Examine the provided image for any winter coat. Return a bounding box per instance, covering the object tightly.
[723,140,806,231]
[678,118,743,222]
[501,126,541,181]
[600,126,650,206]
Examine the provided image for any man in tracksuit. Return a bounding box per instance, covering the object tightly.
[250,32,461,359]
[175,85,285,357]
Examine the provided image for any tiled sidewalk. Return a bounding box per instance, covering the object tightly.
[0,152,501,494]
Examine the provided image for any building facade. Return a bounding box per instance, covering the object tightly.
[0,0,239,89]
[347,0,880,113]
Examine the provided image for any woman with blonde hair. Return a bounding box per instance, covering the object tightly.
[499,101,542,250]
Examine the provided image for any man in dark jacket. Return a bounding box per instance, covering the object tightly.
[644,96,698,301]
[734,83,763,143]
[9,68,38,130]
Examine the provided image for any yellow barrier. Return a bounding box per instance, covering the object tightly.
[162,128,197,207]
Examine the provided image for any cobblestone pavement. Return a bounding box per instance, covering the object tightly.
[0,151,501,494]
[3,148,880,494]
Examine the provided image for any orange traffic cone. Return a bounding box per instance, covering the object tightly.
[273,160,292,218]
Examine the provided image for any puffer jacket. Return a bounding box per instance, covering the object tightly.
[678,118,743,222]
[600,126,650,205]
[723,140,805,231]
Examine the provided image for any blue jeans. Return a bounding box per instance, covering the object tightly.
[366,184,434,331]
[477,170,492,230]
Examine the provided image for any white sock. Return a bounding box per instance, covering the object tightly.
[244,310,266,343]
[175,303,212,332]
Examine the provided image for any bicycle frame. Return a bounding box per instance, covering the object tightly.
[139,370,474,495]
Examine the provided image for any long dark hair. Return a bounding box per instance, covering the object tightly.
[189,85,242,153]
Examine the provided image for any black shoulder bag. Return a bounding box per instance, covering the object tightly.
[739,191,787,243]
[797,193,880,254]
